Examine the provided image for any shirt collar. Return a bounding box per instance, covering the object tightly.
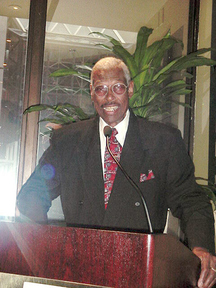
[99,109,130,147]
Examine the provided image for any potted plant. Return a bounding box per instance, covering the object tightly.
[91,26,216,118]
[24,26,216,123]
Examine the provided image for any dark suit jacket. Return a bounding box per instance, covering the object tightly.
[17,112,215,253]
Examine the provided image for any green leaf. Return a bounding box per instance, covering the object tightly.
[133,26,153,67]
[73,106,89,120]
[95,43,113,52]
[90,32,122,46]
[171,100,191,108]
[164,80,186,88]
[49,68,79,77]
[23,104,54,114]
[151,38,181,67]
[24,102,90,126]
[152,58,179,82]
[167,88,192,96]
[75,65,92,71]
[181,71,194,79]
[144,37,180,69]
[39,117,76,124]
[187,47,213,57]
[112,45,138,77]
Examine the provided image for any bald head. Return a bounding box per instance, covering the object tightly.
[91,57,131,85]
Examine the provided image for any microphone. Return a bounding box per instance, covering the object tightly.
[104,125,112,138]
[104,126,153,234]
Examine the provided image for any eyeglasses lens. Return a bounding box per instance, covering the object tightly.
[94,86,107,97]
[113,83,126,95]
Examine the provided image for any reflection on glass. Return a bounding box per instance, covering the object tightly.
[0,16,29,219]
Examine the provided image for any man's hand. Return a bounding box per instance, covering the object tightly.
[193,247,216,288]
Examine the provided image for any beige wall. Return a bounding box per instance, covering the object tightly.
[147,0,189,52]
[49,0,167,31]
[193,0,213,181]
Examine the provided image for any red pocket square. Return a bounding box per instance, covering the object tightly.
[140,170,155,182]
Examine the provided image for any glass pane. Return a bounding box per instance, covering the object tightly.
[0,8,30,220]
[38,22,137,222]
[38,24,137,158]
[37,0,190,223]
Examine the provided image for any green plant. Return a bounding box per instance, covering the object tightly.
[24,26,216,123]
[91,26,216,118]
[23,103,91,126]
[23,64,94,127]
[196,177,216,209]
[49,64,92,82]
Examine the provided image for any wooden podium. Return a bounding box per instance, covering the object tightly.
[0,222,200,287]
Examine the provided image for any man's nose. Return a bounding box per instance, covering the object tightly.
[105,87,115,101]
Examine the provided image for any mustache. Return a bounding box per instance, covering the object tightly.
[101,102,119,108]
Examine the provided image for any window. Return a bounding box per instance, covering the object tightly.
[0,10,30,219]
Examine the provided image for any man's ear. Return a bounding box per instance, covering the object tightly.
[90,84,94,101]
[128,81,134,99]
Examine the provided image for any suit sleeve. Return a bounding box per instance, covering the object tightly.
[17,134,62,224]
[166,129,215,254]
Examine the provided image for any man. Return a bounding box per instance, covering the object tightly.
[17,57,216,287]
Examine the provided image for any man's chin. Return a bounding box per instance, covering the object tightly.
[102,115,124,127]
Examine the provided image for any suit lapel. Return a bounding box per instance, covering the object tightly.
[76,118,105,224]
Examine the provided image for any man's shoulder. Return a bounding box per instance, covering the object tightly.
[131,115,186,154]
[134,114,180,136]
[51,117,98,143]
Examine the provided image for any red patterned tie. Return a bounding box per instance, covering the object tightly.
[104,128,122,209]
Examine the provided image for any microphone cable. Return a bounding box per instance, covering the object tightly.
[104,126,153,234]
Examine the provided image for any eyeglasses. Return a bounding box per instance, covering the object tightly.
[92,83,128,97]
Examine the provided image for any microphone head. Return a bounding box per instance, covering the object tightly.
[104,126,112,138]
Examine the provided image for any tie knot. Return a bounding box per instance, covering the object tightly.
[111,128,118,137]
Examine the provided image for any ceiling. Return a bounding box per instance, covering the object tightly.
[0,0,169,60]
[0,0,168,31]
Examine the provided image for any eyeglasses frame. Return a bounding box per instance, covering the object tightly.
[92,82,128,97]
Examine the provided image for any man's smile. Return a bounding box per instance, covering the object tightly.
[102,104,119,112]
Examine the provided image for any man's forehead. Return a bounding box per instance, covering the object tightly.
[92,67,126,82]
